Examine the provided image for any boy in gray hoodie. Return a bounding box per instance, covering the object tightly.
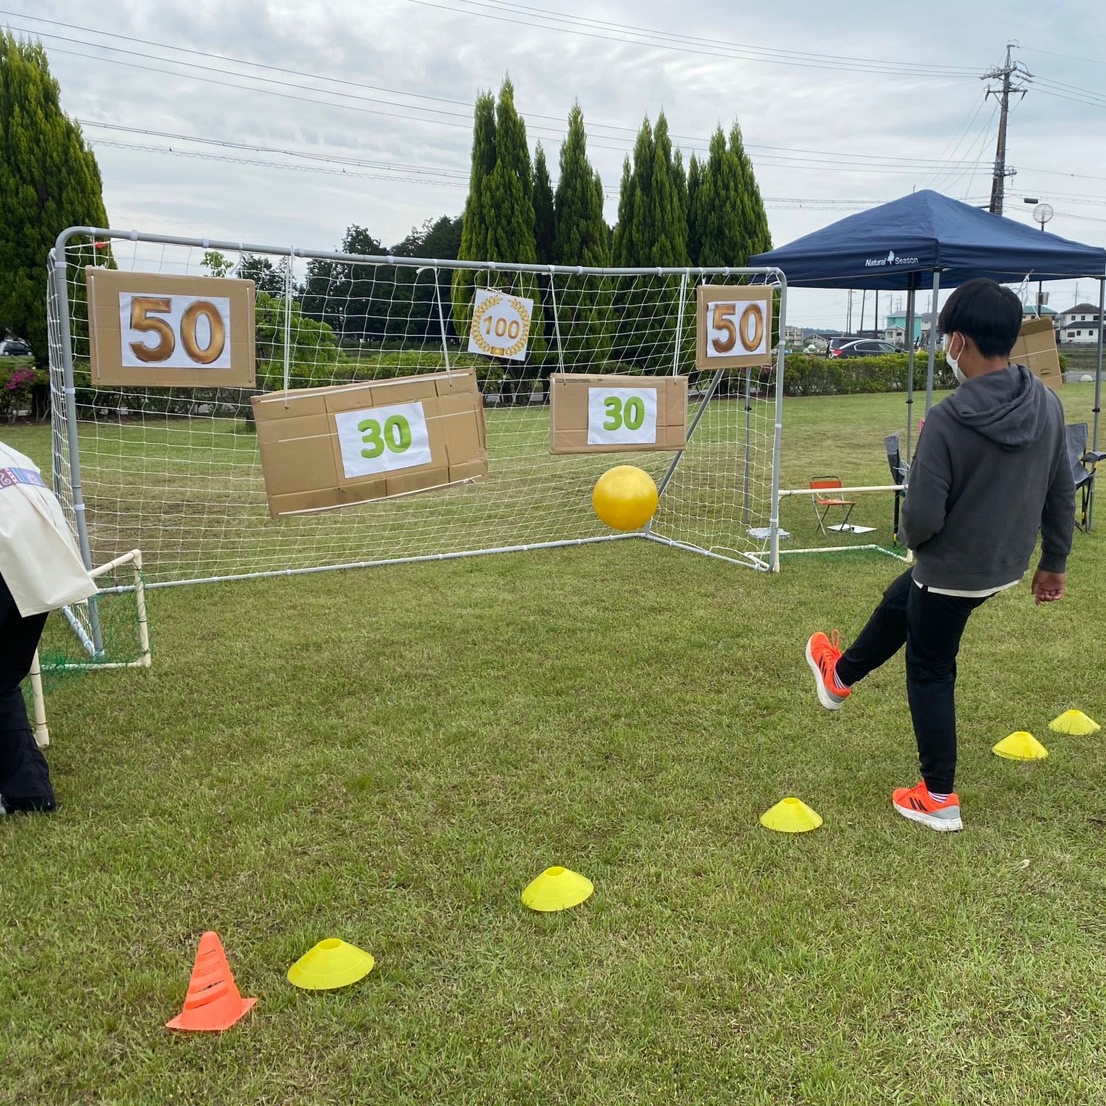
[805,278,1075,831]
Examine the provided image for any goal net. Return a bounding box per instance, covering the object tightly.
[48,231,785,588]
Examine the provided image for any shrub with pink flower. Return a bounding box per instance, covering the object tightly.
[1,364,48,420]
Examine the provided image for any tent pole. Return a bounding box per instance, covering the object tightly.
[905,288,916,463]
[924,271,942,415]
[1090,275,1105,531]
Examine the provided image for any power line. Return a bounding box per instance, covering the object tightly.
[88,135,904,214]
[1022,45,1106,68]
[4,11,998,176]
[406,0,980,77]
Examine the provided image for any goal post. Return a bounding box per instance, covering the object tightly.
[48,226,789,588]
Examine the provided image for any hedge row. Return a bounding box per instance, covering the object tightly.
[778,352,955,396]
[39,351,963,423]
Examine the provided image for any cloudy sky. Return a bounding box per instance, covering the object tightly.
[7,0,1106,327]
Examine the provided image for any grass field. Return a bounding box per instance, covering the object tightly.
[3,385,1106,1105]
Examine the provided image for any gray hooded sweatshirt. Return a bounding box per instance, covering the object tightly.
[900,363,1074,591]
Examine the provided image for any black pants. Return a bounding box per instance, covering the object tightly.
[0,573,56,811]
[834,568,990,795]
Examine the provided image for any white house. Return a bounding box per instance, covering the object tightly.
[1057,303,1103,345]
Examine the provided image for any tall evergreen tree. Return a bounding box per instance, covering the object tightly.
[453,77,544,396]
[611,154,636,267]
[613,116,653,267]
[451,90,497,332]
[484,78,536,264]
[697,123,773,267]
[552,103,612,368]
[729,122,772,260]
[647,114,688,267]
[697,126,738,267]
[457,91,497,264]
[0,32,109,363]
[672,146,689,253]
[687,153,704,266]
[612,114,689,367]
[533,144,556,265]
[553,105,608,267]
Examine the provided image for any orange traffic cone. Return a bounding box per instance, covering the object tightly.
[166,931,257,1032]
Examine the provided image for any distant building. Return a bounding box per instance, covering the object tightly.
[883,311,933,344]
[1056,303,1102,345]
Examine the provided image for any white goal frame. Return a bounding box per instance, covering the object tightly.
[48,227,790,629]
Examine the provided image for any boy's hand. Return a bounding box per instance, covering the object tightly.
[1031,569,1066,605]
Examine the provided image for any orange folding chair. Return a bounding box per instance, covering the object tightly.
[809,476,856,535]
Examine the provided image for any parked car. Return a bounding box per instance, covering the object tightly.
[828,338,900,358]
[0,339,31,356]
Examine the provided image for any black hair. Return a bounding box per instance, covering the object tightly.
[937,278,1023,359]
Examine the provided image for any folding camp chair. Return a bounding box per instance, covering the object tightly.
[885,433,909,543]
[1067,423,1106,532]
[809,477,856,535]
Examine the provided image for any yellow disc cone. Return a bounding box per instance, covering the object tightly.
[521,866,594,912]
[760,797,823,833]
[287,939,375,990]
[1048,710,1100,736]
[992,731,1049,761]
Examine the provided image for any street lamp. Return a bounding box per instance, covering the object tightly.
[1032,202,1054,312]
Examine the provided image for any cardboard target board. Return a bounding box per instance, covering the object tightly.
[549,373,687,454]
[87,268,257,388]
[1011,316,1063,391]
[252,370,487,518]
[695,285,774,370]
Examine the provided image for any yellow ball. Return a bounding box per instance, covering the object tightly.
[592,465,659,531]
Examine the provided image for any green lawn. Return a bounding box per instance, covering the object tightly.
[3,385,1106,1105]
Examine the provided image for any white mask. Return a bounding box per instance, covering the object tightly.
[944,334,967,384]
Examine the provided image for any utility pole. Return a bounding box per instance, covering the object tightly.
[982,43,1030,215]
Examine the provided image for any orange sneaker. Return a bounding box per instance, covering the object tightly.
[805,631,851,710]
[892,782,962,832]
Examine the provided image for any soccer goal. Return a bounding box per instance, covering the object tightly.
[47,228,790,598]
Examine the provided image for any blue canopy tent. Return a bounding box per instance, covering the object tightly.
[750,189,1106,476]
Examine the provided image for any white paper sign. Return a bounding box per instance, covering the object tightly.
[120,293,233,369]
[334,402,432,479]
[704,295,771,361]
[587,387,659,446]
[467,289,533,362]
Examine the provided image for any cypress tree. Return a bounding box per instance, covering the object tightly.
[672,146,689,255]
[552,104,611,368]
[553,104,608,268]
[697,123,773,267]
[611,154,636,267]
[0,32,109,363]
[533,143,556,265]
[454,77,543,394]
[697,126,739,267]
[484,78,536,264]
[687,153,704,266]
[451,90,497,333]
[612,114,691,367]
[729,122,772,259]
[647,114,688,267]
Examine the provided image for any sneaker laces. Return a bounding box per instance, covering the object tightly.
[828,629,842,655]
